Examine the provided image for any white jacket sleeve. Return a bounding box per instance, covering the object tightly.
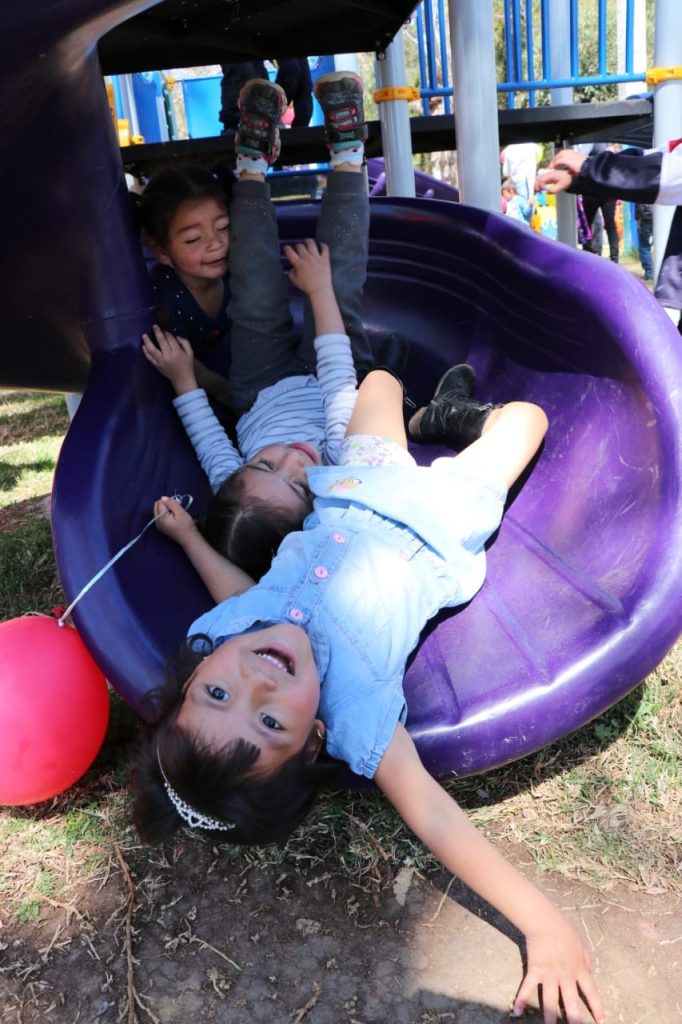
[173,389,243,493]
[313,332,359,465]
[659,141,682,205]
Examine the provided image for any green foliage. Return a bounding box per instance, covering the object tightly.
[61,809,106,848]
[15,899,41,922]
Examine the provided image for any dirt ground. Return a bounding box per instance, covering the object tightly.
[1,829,680,1024]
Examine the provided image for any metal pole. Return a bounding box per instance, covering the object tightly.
[549,0,577,246]
[448,0,501,211]
[652,0,682,284]
[617,0,647,99]
[118,74,140,138]
[334,53,359,75]
[373,28,416,198]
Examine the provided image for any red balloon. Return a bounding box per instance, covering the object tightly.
[0,616,109,806]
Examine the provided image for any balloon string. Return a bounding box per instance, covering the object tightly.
[57,494,193,628]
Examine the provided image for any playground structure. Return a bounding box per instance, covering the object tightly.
[3,0,682,780]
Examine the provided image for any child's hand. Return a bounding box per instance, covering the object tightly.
[142,325,198,394]
[285,239,333,297]
[154,496,198,546]
[514,917,605,1024]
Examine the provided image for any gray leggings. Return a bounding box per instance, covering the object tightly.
[226,170,373,412]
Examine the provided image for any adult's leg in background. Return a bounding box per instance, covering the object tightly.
[601,198,620,263]
[581,197,600,253]
[219,62,269,133]
[275,58,313,128]
[638,240,653,280]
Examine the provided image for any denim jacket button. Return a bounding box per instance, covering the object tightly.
[332,532,346,544]
[289,607,304,621]
[314,565,329,580]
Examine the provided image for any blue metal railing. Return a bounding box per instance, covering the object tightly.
[415,0,648,111]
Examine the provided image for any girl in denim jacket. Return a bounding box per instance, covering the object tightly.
[134,365,604,1024]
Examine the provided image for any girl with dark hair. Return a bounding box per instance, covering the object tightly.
[142,74,399,580]
[139,163,235,404]
[133,363,605,1023]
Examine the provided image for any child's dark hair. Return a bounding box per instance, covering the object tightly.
[132,639,337,846]
[199,470,300,580]
[138,164,235,246]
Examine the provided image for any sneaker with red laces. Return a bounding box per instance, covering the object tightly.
[236,78,287,166]
[314,71,367,157]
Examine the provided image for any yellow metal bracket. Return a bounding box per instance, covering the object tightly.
[373,86,420,103]
[646,65,682,86]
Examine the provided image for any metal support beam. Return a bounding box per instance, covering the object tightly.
[652,0,682,286]
[549,0,577,246]
[448,0,500,211]
[374,29,416,197]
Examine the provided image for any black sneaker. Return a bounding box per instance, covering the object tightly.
[314,71,368,156]
[408,364,496,448]
[236,79,287,166]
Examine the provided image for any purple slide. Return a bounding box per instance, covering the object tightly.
[6,1,682,780]
[367,158,459,202]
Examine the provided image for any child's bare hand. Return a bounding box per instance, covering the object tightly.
[154,496,198,546]
[514,919,605,1024]
[284,239,333,297]
[142,325,197,394]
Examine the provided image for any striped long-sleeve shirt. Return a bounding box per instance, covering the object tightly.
[173,332,358,492]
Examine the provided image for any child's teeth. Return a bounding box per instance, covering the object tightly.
[258,651,288,672]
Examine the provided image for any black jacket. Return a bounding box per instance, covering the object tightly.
[569,143,682,309]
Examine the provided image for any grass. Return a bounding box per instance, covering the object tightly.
[0,391,68,503]
[0,385,681,939]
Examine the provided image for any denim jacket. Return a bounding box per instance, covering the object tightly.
[189,460,507,778]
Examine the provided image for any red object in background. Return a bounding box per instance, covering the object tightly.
[0,616,109,806]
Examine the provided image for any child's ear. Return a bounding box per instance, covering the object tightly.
[304,719,326,763]
[145,235,172,266]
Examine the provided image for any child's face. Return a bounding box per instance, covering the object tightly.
[176,624,324,774]
[241,443,319,520]
[160,197,230,285]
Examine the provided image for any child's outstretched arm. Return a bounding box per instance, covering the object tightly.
[375,726,605,1024]
[143,325,242,491]
[454,401,549,490]
[154,497,254,602]
[285,239,344,336]
[286,239,359,461]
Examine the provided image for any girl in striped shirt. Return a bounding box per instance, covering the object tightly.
[144,73,403,579]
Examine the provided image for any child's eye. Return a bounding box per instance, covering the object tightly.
[294,481,312,500]
[217,222,229,232]
[255,459,275,471]
[184,236,200,245]
[260,714,283,730]
[207,685,228,702]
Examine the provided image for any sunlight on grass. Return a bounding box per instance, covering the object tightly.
[0,389,68,508]
[458,653,682,891]
[0,437,63,507]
